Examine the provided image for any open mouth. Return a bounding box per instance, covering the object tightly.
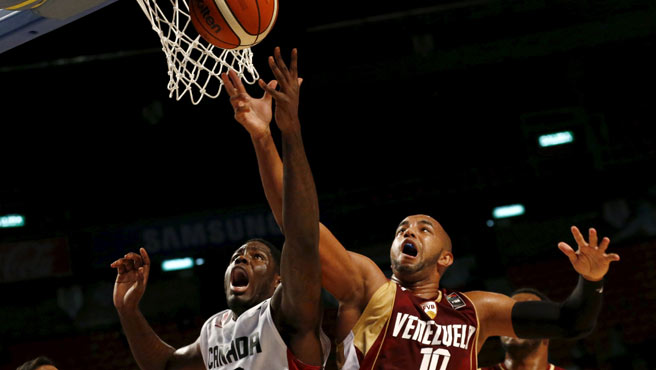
[230,268,250,293]
[402,242,418,257]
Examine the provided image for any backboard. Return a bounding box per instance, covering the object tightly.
[0,0,118,54]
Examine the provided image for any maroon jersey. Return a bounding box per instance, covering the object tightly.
[480,364,565,370]
[337,281,479,370]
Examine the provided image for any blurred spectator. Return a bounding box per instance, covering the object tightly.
[479,288,566,370]
[16,356,58,370]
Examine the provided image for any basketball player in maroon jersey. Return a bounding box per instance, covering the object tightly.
[479,289,566,370]
[111,47,330,370]
[222,48,620,369]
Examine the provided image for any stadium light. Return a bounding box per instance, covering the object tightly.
[492,204,525,219]
[538,131,574,147]
[0,214,25,228]
[162,257,194,272]
[162,257,206,271]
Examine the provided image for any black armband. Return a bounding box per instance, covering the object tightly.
[511,276,603,339]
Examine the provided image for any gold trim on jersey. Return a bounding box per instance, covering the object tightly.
[337,280,397,368]
[354,281,396,355]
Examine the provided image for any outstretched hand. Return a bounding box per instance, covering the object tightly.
[221,69,278,140]
[558,226,620,281]
[258,47,303,133]
[111,248,151,314]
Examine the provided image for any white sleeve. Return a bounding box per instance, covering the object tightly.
[199,315,213,366]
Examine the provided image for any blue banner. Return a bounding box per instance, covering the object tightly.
[92,209,282,267]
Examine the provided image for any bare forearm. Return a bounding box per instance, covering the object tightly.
[281,125,319,251]
[280,123,321,303]
[252,132,284,230]
[251,128,374,305]
[118,310,176,370]
[278,119,322,340]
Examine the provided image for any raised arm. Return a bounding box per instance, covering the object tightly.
[467,226,620,352]
[252,47,324,364]
[111,248,205,370]
[221,62,387,311]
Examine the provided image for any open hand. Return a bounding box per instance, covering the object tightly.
[558,226,620,281]
[221,69,278,140]
[258,47,303,133]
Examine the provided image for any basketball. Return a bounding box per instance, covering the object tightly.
[189,0,278,50]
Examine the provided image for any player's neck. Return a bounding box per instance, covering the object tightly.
[392,274,442,299]
[227,300,257,318]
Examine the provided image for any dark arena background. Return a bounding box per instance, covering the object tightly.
[1,0,655,369]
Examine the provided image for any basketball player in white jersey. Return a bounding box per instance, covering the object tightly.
[111,47,330,370]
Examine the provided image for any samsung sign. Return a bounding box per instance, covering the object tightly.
[92,209,282,267]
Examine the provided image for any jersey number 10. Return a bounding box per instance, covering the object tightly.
[419,348,451,370]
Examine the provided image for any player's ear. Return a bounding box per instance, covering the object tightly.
[437,250,453,270]
[273,274,282,288]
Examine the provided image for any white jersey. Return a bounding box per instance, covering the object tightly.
[200,298,331,370]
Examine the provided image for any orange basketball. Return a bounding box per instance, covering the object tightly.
[189,0,278,50]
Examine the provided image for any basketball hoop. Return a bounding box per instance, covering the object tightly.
[135,0,260,104]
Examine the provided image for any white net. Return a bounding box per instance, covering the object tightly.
[135,0,260,104]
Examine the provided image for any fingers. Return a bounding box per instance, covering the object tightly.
[267,47,300,91]
[570,225,587,249]
[227,88,253,116]
[272,46,290,81]
[228,69,247,94]
[221,72,242,100]
[572,225,611,251]
[599,236,611,252]
[111,257,136,275]
[125,252,143,269]
[589,228,598,247]
[289,48,298,78]
[558,241,577,264]
[140,247,151,266]
[220,69,248,97]
[260,80,278,104]
[138,267,146,283]
[111,249,150,275]
[599,236,619,262]
[606,252,621,262]
[258,78,281,99]
[220,72,236,96]
[111,259,127,274]
[267,55,286,88]
[230,95,251,117]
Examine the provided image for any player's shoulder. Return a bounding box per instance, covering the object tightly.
[345,251,387,305]
[461,290,517,320]
[439,288,474,308]
[462,290,514,306]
